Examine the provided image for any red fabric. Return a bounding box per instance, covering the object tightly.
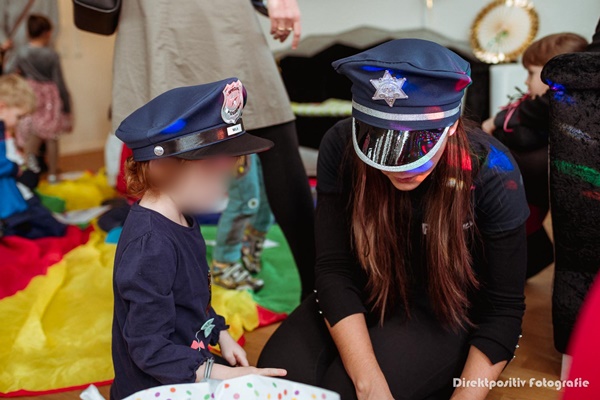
[256,305,287,327]
[0,380,112,398]
[116,144,133,197]
[0,226,92,299]
[562,277,600,400]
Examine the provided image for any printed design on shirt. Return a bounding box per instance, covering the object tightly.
[422,221,473,235]
[191,317,216,350]
[201,318,215,338]
[206,270,212,315]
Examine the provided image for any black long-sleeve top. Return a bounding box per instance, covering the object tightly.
[111,203,227,399]
[315,118,530,364]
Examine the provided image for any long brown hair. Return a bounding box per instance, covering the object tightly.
[351,118,479,329]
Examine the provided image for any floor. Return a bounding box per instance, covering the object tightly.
[17,151,563,400]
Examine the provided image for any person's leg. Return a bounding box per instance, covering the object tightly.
[250,121,315,298]
[213,161,263,291]
[213,172,255,264]
[258,293,336,386]
[243,156,274,273]
[45,138,59,182]
[320,306,470,400]
[248,156,274,233]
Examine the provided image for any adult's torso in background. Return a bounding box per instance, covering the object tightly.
[112,0,295,132]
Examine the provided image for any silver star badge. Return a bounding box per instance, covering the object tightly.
[370,70,408,107]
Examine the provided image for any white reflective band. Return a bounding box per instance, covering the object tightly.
[352,100,461,122]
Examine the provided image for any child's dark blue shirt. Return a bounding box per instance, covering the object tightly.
[111,203,227,399]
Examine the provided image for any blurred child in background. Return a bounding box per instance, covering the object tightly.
[212,154,273,292]
[0,74,66,239]
[482,32,588,278]
[6,14,72,184]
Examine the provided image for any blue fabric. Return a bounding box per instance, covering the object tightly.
[332,39,472,131]
[111,203,228,399]
[213,155,273,263]
[0,123,28,220]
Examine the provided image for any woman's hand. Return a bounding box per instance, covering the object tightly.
[481,117,496,135]
[219,330,249,367]
[267,0,302,49]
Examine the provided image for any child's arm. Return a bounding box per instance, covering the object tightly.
[116,235,209,384]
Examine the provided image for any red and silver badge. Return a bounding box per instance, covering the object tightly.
[221,80,244,124]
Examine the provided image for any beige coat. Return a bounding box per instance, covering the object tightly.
[112,0,295,132]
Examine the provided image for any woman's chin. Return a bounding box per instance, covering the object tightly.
[389,177,423,191]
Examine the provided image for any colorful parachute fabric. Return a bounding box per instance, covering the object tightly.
[0,173,300,396]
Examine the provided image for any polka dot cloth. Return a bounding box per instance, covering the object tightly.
[122,376,339,400]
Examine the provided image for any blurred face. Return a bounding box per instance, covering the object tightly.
[0,104,27,130]
[381,121,458,191]
[157,157,237,214]
[525,65,548,98]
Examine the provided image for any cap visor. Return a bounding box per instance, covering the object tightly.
[176,132,273,160]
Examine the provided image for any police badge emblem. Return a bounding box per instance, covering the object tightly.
[370,70,408,107]
[221,80,244,124]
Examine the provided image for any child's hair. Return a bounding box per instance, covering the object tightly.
[523,33,588,68]
[0,74,36,113]
[27,14,53,39]
[125,156,189,198]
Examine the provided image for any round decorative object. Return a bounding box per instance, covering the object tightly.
[470,0,539,64]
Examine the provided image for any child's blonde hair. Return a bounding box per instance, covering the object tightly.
[0,74,36,113]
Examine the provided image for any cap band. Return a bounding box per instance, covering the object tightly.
[352,100,461,122]
[135,120,245,160]
[352,118,450,172]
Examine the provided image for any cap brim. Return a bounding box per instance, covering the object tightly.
[176,132,273,160]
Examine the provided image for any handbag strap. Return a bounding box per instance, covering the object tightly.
[8,0,36,39]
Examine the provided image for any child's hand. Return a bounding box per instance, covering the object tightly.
[219,330,249,367]
[482,117,496,135]
[209,364,287,380]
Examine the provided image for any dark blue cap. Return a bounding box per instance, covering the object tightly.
[332,39,472,131]
[116,78,273,161]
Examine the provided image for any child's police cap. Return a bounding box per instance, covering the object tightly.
[116,78,273,161]
[332,38,472,131]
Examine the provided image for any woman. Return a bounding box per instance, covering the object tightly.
[111,0,314,298]
[258,39,530,400]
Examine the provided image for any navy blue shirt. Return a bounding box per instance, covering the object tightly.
[111,203,227,399]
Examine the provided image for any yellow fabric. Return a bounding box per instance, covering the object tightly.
[0,231,115,393]
[37,170,116,211]
[0,229,256,393]
[211,286,259,341]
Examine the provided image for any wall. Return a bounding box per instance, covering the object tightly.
[55,0,599,155]
[260,0,600,51]
[55,0,114,155]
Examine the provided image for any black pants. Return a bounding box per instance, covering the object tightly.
[249,121,315,299]
[258,294,470,400]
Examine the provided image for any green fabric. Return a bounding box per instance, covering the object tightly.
[36,191,66,213]
[201,224,300,314]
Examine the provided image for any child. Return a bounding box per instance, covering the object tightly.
[111,78,286,399]
[0,74,66,239]
[6,14,72,183]
[482,32,588,278]
[212,153,273,291]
